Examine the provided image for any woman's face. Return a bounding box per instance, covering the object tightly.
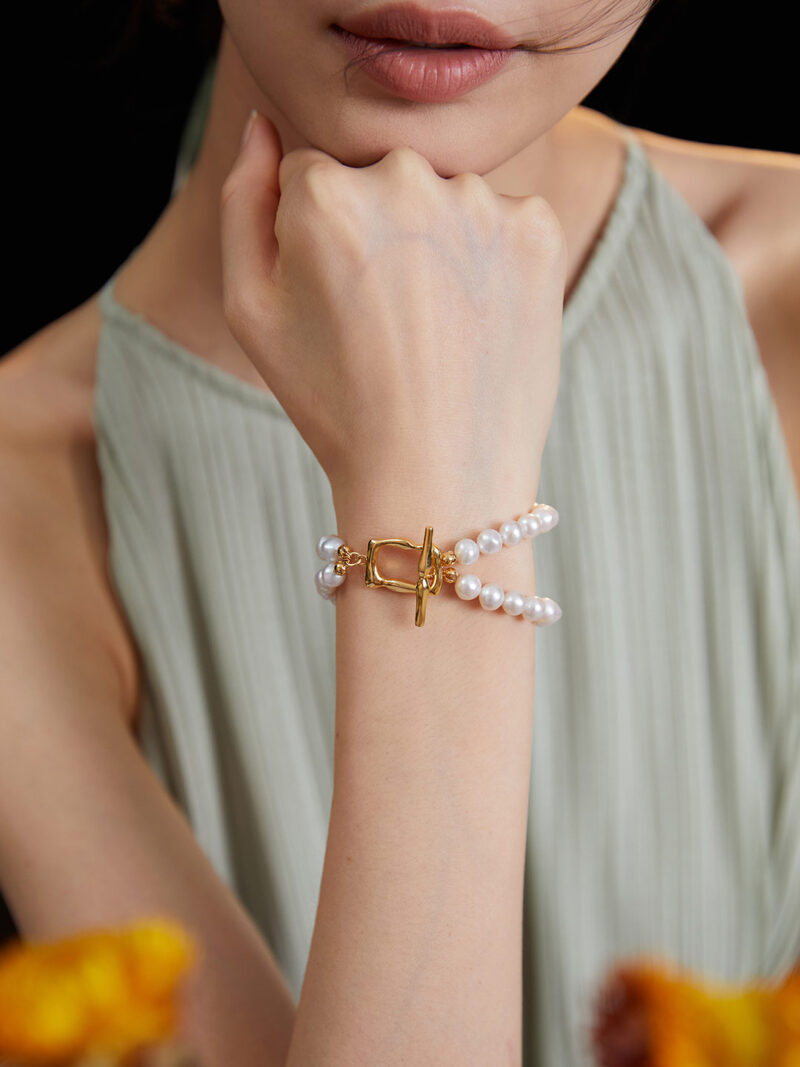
[217,0,648,175]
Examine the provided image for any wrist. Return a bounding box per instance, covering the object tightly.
[329,488,543,604]
[332,479,542,553]
[318,490,559,628]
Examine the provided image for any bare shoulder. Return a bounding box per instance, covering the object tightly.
[569,108,800,299]
[627,123,800,276]
[0,299,141,731]
[624,120,800,497]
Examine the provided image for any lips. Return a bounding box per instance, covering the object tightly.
[334,3,519,50]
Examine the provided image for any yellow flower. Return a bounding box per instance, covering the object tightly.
[0,918,199,1065]
[591,957,800,1067]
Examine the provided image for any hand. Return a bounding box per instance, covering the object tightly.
[219,112,566,506]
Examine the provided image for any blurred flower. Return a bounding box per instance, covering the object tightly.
[591,956,800,1066]
[0,917,199,1066]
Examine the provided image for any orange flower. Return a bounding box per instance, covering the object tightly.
[591,957,800,1067]
[0,918,199,1065]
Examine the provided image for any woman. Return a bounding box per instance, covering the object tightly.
[1,0,798,1063]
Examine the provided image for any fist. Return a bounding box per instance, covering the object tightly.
[220,111,566,503]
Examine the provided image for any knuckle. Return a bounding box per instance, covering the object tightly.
[279,150,338,197]
[382,145,433,176]
[451,170,492,199]
[451,171,498,217]
[299,158,336,183]
[519,194,563,239]
[512,195,567,261]
[278,147,330,177]
[295,159,344,211]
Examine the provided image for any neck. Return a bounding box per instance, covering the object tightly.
[111,28,626,383]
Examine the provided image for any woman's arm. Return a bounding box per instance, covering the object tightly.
[286,481,540,1065]
[2,120,561,1067]
[0,397,542,1067]
[216,113,564,1065]
[0,416,297,1066]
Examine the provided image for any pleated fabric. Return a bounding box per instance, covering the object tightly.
[93,129,800,1065]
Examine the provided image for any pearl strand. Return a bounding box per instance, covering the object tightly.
[450,503,561,624]
[314,502,562,626]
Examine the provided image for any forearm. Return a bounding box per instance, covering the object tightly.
[287,481,538,1065]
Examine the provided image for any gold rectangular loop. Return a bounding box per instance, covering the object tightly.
[364,527,443,627]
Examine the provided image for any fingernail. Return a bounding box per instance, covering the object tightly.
[240,108,259,151]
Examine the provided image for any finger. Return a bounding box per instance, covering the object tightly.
[277,145,341,196]
[219,111,284,323]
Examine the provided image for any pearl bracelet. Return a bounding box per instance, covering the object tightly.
[314,501,562,629]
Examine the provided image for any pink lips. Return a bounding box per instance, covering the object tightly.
[331,3,519,102]
[336,3,519,49]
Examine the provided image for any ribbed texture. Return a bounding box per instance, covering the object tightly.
[93,130,800,1064]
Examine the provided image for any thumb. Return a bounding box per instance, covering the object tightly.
[220,110,284,327]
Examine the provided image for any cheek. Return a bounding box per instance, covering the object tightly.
[216,0,296,85]
[217,2,339,117]
[537,43,628,104]
[527,2,644,111]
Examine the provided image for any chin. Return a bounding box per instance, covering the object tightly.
[282,98,545,178]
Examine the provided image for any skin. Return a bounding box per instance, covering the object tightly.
[0,2,798,1062]
[1,2,794,717]
[85,2,651,390]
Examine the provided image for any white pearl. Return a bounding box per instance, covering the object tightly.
[518,513,542,538]
[317,534,345,562]
[537,597,562,625]
[502,590,526,615]
[454,538,480,565]
[522,595,545,623]
[532,505,559,533]
[477,528,503,555]
[499,520,523,546]
[320,561,346,589]
[454,573,482,600]
[478,583,504,610]
[314,568,335,599]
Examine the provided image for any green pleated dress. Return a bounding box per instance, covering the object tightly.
[93,127,800,1064]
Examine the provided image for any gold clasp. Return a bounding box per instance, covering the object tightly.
[364,526,443,627]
